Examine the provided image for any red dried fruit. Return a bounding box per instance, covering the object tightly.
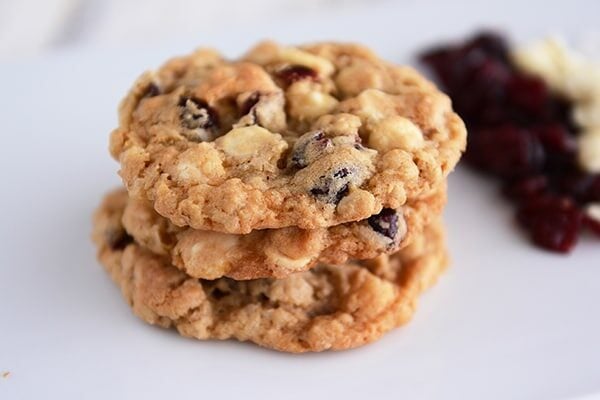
[455,60,511,124]
[534,124,577,155]
[517,195,583,252]
[309,167,355,204]
[585,213,600,236]
[467,125,545,178]
[420,31,599,253]
[465,31,510,61]
[178,96,219,141]
[554,173,600,203]
[289,131,332,169]
[586,175,600,202]
[368,208,399,240]
[276,65,318,85]
[503,175,549,202]
[507,74,549,117]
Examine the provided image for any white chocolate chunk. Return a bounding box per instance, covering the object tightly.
[178,232,239,279]
[369,116,424,152]
[263,245,314,272]
[287,82,338,120]
[578,132,600,173]
[586,203,600,223]
[174,146,225,184]
[574,100,600,129]
[218,126,285,158]
[279,47,335,76]
[345,89,397,123]
[244,42,335,77]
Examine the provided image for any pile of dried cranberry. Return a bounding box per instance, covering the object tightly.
[420,31,600,252]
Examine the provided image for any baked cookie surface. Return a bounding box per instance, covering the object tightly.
[110,41,466,233]
[101,187,445,279]
[92,194,448,353]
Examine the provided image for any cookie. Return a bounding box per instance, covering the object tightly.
[110,41,466,233]
[92,193,448,353]
[116,185,445,279]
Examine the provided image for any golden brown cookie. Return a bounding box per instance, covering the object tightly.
[92,193,448,353]
[114,186,445,279]
[110,41,466,233]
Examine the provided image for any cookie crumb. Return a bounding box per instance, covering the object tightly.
[2,371,10,378]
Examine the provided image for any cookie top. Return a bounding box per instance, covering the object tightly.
[93,196,447,353]
[101,187,445,280]
[110,41,466,233]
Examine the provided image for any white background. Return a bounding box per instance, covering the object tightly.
[0,1,599,399]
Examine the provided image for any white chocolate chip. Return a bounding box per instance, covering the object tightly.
[244,42,335,77]
[218,126,285,158]
[512,38,573,95]
[586,203,600,223]
[368,116,424,152]
[287,81,338,120]
[574,100,600,129]
[336,63,384,97]
[578,132,600,173]
[279,47,335,77]
[177,232,238,279]
[347,89,396,123]
[174,146,225,184]
[312,113,363,136]
[263,245,314,272]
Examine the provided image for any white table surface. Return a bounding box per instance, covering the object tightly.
[1,1,599,399]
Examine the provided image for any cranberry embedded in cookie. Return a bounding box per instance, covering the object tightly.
[110,41,466,233]
[178,97,220,141]
[368,208,405,245]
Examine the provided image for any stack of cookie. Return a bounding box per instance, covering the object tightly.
[93,41,466,352]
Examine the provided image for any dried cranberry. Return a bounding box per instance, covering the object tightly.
[467,125,545,178]
[465,31,510,62]
[534,124,576,155]
[506,74,549,117]
[455,60,511,124]
[531,124,577,172]
[310,167,356,204]
[419,31,597,253]
[289,131,332,169]
[368,208,399,240]
[517,195,583,252]
[178,97,219,141]
[420,47,462,89]
[584,214,600,236]
[276,65,318,86]
[585,175,600,202]
[420,31,509,98]
[503,175,549,202]
[554,173,597,203]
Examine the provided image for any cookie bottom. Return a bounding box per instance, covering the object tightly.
[92,197,448,353]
